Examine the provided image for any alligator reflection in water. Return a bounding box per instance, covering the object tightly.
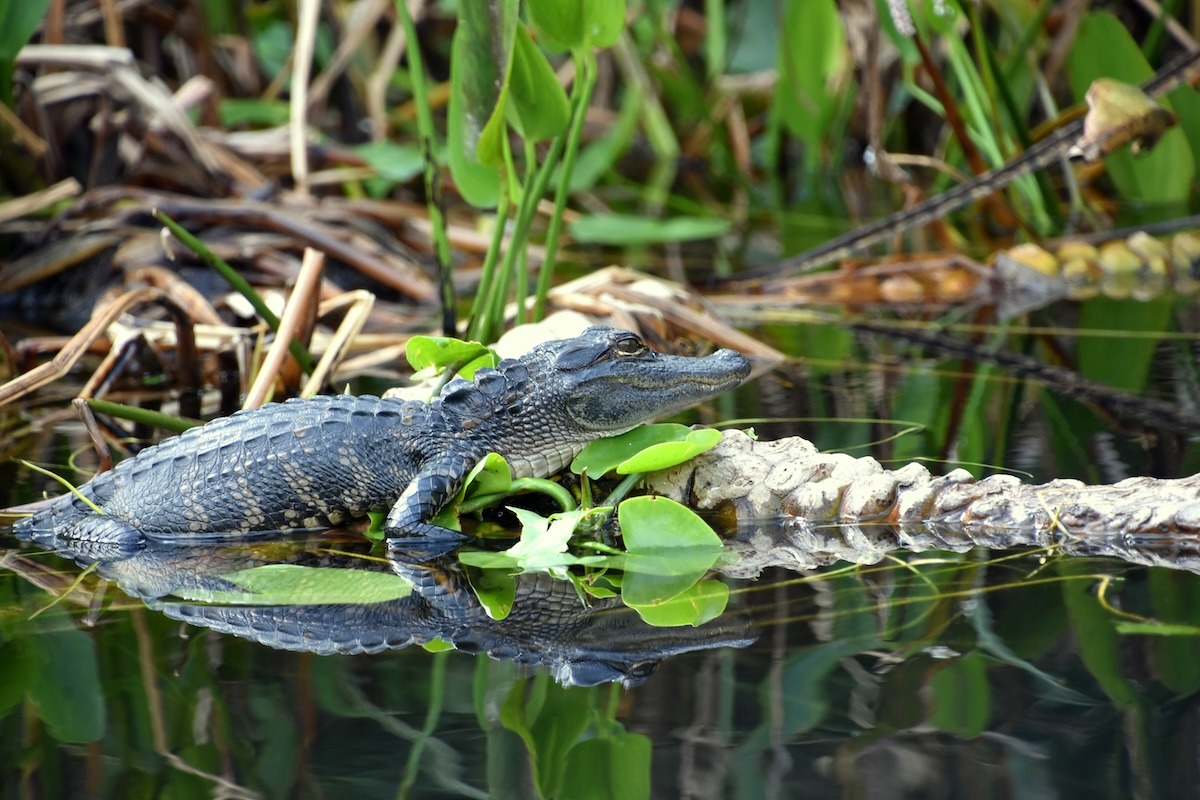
[9,533,757,687]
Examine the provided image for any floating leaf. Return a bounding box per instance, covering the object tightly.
[620,546,724,607]
[619,497,724,607]
[620,496,723,550]
[572,423,698,476]
[626,579,729,627]
[172,565,413,605]
[617,428,721,474]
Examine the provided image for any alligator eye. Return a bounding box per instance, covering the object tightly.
[613,335,647,357]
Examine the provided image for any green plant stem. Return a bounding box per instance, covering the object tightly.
[515,140,537,325]
[474,131,569,342]
[704,0,726,80]
[395,0,455,335]
[154,210,316,374]
[599,472,642,510]
[483,138,538,340]
[534,49,597,321]
[86,399,201,433]
[467,190,511,343]
[459,478,576,515]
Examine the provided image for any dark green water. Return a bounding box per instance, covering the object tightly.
[4,347,1200,799]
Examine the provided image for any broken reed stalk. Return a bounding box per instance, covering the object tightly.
[244,247,326,409]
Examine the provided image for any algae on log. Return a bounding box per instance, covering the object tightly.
[644,430,1200,576]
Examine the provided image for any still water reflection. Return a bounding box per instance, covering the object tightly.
[4,513,1200,798]
[5,350,1200,797]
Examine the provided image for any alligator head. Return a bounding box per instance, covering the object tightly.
[438,326,752,477]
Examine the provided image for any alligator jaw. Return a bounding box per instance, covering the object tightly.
[560,343,752,434]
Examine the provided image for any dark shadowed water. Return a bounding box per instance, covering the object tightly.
[4,359,1200,799]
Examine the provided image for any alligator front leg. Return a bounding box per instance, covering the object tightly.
[384,455,472,547]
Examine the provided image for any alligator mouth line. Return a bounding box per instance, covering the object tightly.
[624,368,749,391]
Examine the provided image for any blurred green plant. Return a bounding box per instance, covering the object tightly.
[0,0,49,106]
[497,675,650,800]
[445,0,626,343]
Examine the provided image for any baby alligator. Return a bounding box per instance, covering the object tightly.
[16,327,751,547]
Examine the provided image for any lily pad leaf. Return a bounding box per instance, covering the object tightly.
[172,565,413,605]
[619,497,725,606]
[627,578,729,627]
[617,428,721,474]
[620,547,724,607]
[620,495,723,550]
[573,423,700,477]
